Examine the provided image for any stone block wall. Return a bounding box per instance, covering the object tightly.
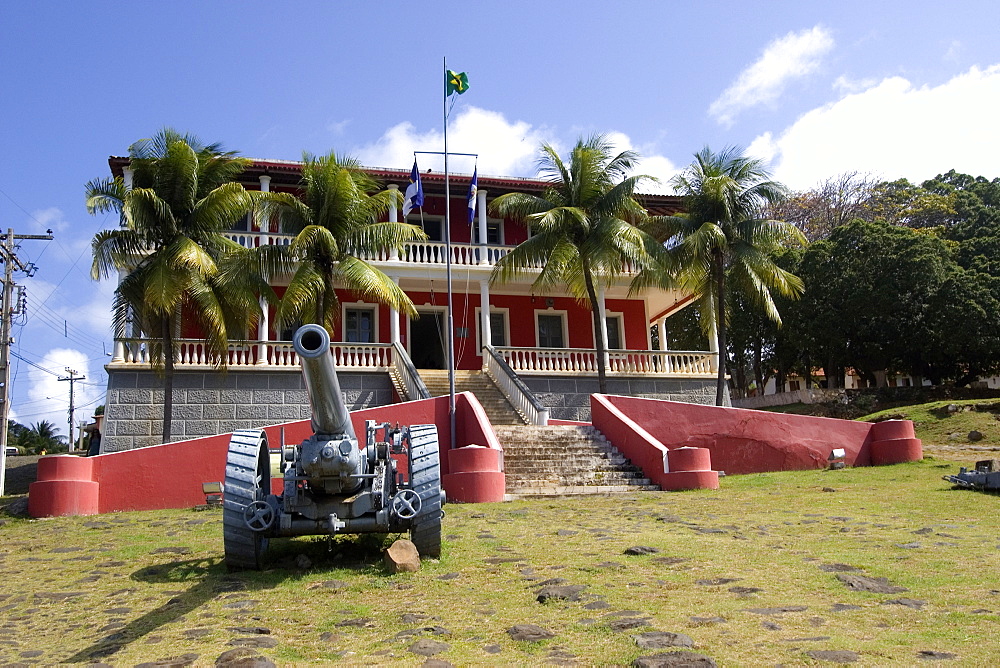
[524,376,725,421]
[101,368,395,452]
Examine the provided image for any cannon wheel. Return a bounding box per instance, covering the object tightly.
[407,424,443,559]
[223,429,271,570]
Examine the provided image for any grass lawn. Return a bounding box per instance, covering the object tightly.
[861,399,1000,448]
[2,457,998,666]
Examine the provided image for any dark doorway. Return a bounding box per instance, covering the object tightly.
[410,310,446,369]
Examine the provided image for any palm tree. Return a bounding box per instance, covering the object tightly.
[87,129,262,443]
[262,151,425,334]
[666,146,805,405]
[489,135,674,393]
[27,420,64,454]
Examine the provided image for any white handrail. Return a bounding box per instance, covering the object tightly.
[391,342,431,400]
[495,347,716,376]
[483,346,548,425]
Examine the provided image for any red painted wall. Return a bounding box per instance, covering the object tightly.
[597,395,875,474]
[589,395,671,487]
[29,392,503,517]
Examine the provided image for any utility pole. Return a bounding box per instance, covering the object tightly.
[0,227,53,496]
[59,368,85,453]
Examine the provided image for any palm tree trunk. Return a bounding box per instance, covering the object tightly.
[582,263,608,394]
[714,250,727,406]
[161,317,174,444]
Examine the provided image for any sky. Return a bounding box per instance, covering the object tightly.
[1,0,999,437]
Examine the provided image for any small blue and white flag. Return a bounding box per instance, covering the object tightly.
[467,168,478,224]
[402,159,424,217]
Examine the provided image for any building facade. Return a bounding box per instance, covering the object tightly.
[100,157,719,451]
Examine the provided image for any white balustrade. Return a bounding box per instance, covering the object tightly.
[112,339,392,371]
[224,231,294,248]
[496,347,716,376]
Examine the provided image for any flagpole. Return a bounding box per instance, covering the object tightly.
[443,56,456,454]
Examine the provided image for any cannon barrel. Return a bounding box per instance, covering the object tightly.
[292,324,356,439]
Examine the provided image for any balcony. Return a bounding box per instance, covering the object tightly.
[109,338,393,371]
[223,232,558,270]
[496,347,716,376]
[109,339,715,378]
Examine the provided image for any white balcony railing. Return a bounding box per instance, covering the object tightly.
[114,338,393,371]
[111,338,715,378]
[222,232,535,269]
[496,347,716,376]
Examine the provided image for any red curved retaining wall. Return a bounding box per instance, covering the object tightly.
[29,392,504,517]
[593,395,920,477]
[591,395,719,490]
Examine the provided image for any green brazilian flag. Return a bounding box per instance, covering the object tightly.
[446,70,469,95]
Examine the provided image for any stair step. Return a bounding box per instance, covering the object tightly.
[491,423,661,496]
[505,484,660,499]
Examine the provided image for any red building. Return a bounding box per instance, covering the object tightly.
[101,157,718,451]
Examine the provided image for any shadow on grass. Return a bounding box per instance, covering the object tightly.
[62,535,400,663]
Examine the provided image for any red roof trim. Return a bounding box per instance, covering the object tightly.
[106,155,684,210]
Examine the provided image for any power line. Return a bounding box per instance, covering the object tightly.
[10,351,63,377]
[0,227,54,496]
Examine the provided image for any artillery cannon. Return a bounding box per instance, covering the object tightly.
[943,459,1000,491]
[223,324,444,569]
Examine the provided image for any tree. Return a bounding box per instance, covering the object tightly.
[489,135,674,393]
[262,151,424,334]
[87,129,261,444]
[768,172,879,241]
[796,219,957,386]
[667,146,805,405]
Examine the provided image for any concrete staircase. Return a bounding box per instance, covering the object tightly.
[419,370,527,425]
[494,424,659,497]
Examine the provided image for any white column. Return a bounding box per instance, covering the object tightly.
[657,317,668,351]
[387,184,400,261]
[256,175,271,238]
[389,277,400,345]
[115,165,133,361]
[708,318,719,372]
[112,270,126,362]
[479,279,492,353]
[477,188,489,264]
[256,297,270,365]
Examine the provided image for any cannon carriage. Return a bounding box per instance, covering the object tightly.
[223,324,444,569]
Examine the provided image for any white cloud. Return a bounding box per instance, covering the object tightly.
[28,207,69,234]
[22,348,100,441]
[944,40,963,64]
[754,64,1000,190]
[356,106,553,177]
[709,25,835,126]
[356,108,680,194]
[832,75,879,94]
[326,119,351,136]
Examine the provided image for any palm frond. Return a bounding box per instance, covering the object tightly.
[85,177,127,216]
[333,256,417,317]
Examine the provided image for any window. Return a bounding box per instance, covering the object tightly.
[485,219,503,245]
[279,321,301,341]
[490,312,507,346]
[474,308,509,349]
[788,380,801,391]
[344,308,375,343]
[605,315,623,350]
[408,215,443,242]
[537,313,566,348]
